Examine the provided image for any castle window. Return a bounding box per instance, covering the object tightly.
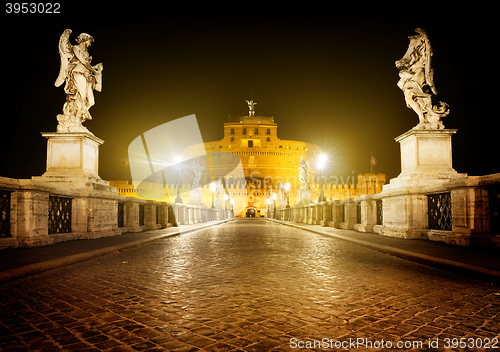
[266,128,271,135]
[243,128,247,135]
[255,128,258,135]
[267,137,270,142]
[230,128,234,135]
[230,137,234,142]
[248,140,253,148]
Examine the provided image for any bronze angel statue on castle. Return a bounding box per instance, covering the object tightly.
[396,28,449,129]
[55,29,103,134]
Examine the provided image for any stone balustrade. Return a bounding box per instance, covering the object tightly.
[0,176,233,249]
[271,173,500,249]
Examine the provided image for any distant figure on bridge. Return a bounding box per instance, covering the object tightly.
[298,157,309,189]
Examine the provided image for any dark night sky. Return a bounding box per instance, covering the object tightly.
[1,5,494,183]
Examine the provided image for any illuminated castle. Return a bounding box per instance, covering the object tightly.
[111,101,385,216]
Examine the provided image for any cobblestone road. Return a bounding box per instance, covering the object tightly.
[1,219,499,351]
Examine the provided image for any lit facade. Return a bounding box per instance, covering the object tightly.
[111,104,385,217]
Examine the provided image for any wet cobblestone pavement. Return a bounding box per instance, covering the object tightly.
[1,219,499,351]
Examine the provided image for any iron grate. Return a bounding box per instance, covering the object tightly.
[376,199,383,225]
[48,195,72,234]
[428,193,452,231]
[139,204,145,226]
[0,190,11,238]
[117,202,124,228]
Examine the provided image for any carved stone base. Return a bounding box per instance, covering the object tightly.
[294,189,311,207]
[40,132,104,180]
[278,198,287,210]
[214,198,223,210]
[393,128,459,180]
[189,188,206,207]
[379,128,467,240]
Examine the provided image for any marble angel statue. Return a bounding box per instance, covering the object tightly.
[191,157,204,189]
[277,181,285,199]
[395,28,449,129]
[298,156,309,189]
[54,29,103,133]
[216,179,224,199]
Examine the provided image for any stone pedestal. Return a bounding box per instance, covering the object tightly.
[32,132,122,241]
[385,129,462,190]
[278,198,287,209]
[295,188,311,207]
[214,198,223,209]
[380,128,466,239]
[189,188,206,207]
[37,132,107,185]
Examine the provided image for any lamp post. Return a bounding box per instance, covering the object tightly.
[317,154,328,203]
[272,191,277,218]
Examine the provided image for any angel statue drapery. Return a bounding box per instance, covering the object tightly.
[396,28,449,129]
[55,29,103,134]
[191,157,204,189]
[298,156,309,190]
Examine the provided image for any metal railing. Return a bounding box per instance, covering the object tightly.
[376,199,383,226]
[0,190,11,238]
[428,192,452,231]
[117,202,125,228]
[138,204,145,226]
[48,195,72,234]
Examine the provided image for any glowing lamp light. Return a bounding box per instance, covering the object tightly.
[174,155,183,164]
[317,154,327,169]
[285,182,290,191]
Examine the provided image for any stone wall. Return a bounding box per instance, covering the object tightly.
[273,173,500,249]
[0,176,232,249]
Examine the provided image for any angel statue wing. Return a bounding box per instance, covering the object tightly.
[54,29,73,87]
[415,28,438,95]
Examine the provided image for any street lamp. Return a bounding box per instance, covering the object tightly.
[317,153,327,169]
[285,182,290,208]
[317,153,328,203]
